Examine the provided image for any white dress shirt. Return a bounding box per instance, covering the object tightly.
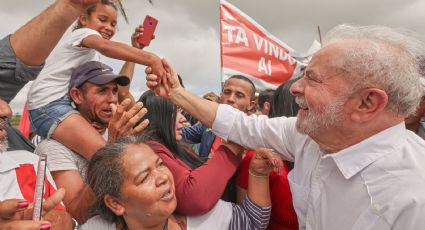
[212,104,425,230]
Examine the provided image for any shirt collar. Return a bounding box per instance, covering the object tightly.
[0,152,20,172]
[327,122,406,179]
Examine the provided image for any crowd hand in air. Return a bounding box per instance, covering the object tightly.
[145,59,182,98]
[108,99,149,142]
[250,148,283,177]
[131,24,155,49]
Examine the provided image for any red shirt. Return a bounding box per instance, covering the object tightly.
[148,141,240,216]
[236,150,298,230]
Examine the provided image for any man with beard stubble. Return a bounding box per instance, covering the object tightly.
[34,61,148,224]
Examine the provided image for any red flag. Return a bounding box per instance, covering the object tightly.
[220,0,301,90]
[19,103,31,138]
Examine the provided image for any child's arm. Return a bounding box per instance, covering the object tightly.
[81,35,166,79]
[118,25,151,106]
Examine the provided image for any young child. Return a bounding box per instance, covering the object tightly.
[27,0,163,160]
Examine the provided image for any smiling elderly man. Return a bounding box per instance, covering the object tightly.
[146,24,425,230]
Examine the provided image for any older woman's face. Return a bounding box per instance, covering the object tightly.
[118,144,176,224]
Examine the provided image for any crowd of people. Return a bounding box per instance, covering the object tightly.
[1,0,425,230]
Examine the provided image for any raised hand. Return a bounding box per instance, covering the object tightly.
[249,148,283,177]
[131,25,156,49]
[146,59,182,98]
[108,99,149,142]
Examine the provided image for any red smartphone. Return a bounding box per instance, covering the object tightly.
[138,15,158,47]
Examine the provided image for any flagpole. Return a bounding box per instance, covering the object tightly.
[317,26,323,47]
[219,0,224,91]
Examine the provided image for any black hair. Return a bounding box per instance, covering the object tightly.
[257,89,275,111]
[223,75,256,99]
[73,0,128,31]
[268,78,300,118]
[138,91,203,169]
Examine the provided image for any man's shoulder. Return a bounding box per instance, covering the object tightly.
[36,138,73,155]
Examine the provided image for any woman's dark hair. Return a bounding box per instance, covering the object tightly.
[87,136,143,228]
[73,0,128,31]
[268,77,300,118]
[138,91,203,169]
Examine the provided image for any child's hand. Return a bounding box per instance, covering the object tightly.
[249,148,283,177]
[131,25,155,49]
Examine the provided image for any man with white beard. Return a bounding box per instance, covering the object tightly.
[146,24,425,230]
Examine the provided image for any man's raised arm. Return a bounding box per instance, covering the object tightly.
[146,59,219,128]
[10,0,99,66]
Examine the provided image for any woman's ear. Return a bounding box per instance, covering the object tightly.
[350,88,388,122]
[104,195,125,216]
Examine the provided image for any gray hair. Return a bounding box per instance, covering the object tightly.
[87,135,149,225]
[323,24,425,115]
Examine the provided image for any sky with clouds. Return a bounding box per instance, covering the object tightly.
[1,0,424,114]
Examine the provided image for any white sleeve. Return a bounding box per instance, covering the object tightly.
[69,28,102,47]
[187,200,233,230]
[212,104,300,161]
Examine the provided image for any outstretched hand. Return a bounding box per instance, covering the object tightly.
[108,99,149,142]
[146,58,182,98]
[249,148,283,177]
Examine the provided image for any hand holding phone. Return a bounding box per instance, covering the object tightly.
[137,15,158,47]
[32,154,47,221]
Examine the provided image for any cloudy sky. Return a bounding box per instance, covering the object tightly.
[1,0,424,114]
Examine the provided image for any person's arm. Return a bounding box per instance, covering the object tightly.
[10,0,99,66]
[154,144,241,216]
[229,197,272,230]
[228,148,280,230]
[182,123,205,144]
[51,170,95,224]
[118,61,136,105]
[117,24,151,106]
[81,35,166,80]
[146,59,218,127]
[146,60,297,160]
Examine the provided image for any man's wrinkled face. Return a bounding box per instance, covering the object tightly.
[290,43,353,136]
[78,81,119,125]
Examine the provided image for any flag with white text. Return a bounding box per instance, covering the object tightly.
[220,0,301,90]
